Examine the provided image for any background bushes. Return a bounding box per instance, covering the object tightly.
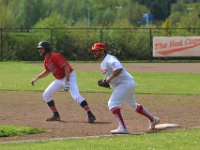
[0,27,199,61]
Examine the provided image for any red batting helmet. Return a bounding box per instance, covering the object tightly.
[90,42,106,51]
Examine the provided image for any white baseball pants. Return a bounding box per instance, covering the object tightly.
[42,71,85,104]
[108,79,138,110]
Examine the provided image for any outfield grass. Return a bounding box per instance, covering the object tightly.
[0,125,43,138]
[0,62,200,95]
[1,128,200,150]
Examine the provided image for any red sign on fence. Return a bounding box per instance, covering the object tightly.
[153,36,200,57]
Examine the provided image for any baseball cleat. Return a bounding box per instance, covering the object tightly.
[149,116,160,130]
[46,114,60,121]
[88,113,96,123]
[111,127,128,134]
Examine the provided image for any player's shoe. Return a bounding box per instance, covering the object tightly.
[87,112,96,123]
[46,113,60,121]
[149,116,160,130]
[111,127,128,134]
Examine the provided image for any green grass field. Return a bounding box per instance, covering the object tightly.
[1,129,200,150]
[0,62,200,95]
[0,62,200,149]
[0,125,43,138]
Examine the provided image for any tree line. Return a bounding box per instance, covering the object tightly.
[0,0,199,28]
[0,0,200,61]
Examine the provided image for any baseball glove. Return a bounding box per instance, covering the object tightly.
[98,79,110,88]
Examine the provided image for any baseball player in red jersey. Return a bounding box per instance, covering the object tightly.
[90,42,160,134]
[31,41,96,123]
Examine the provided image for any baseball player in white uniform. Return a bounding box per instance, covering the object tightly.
[90,42,160,134]
[31,41,96,123]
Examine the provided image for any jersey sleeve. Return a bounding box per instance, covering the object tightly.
[109,57,123,71]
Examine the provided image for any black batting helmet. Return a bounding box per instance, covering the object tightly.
[37,41,52,51]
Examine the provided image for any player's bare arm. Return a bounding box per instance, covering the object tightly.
[98,68,123,88]
[31,70,50,86]
[106,68,123,83]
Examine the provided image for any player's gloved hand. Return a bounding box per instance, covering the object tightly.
[64,81,70,91]
[98,79,110,88]
[31,78,38,86]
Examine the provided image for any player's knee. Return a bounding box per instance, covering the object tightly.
[72,95,84,103]
[130,102,137,110]
[42,92,51,103]
[108,101,119,110]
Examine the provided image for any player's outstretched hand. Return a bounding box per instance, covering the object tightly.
[31,78,37,86]
[98,79,110,88]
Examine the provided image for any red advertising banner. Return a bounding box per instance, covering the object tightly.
[153,36,200,57]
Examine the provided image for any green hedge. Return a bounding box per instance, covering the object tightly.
[1,28,198,61]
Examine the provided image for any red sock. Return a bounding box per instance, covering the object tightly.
[111,107,126,129]
[136,104,154,122]
[80,100,91,112]
[83,106,90,112]
[50,107,58,113]
[47,100,58,113]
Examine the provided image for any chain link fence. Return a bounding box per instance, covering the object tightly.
[0,28,199,61]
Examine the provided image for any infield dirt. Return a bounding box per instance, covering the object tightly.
[0,63,200,143]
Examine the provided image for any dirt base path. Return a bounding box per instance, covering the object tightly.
[0,91,200,143]
[0,63,200,143]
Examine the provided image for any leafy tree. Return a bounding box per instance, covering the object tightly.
[167,0,200,29]
[131,0,176,20]
[128,3,149,27]
[178,3,200,29]
[34,11,68,28]
[167,0,186,26]
[93,8,115,26]
[58,0,89,25]
[171,0,186,13]
[0,0,17,27]
[91,0,130,27]
[183,0,199,2]
[16,0,46,28]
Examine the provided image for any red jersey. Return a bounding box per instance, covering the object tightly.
[44,52,73,79]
